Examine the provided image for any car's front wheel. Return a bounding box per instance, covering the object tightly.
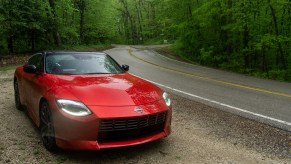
[40,101,57,151]
[14,80,23,111]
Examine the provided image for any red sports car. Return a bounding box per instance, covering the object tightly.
[14,51,172,151]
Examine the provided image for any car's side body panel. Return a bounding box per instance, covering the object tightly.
[21,72,43,123]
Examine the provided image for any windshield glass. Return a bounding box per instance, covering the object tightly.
[45,53,124,74]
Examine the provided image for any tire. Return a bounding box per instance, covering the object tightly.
[40,101,57,151]
[14,80,23,111]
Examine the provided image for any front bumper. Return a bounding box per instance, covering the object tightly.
[50,99,172,150]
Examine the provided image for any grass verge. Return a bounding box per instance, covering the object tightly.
[154,46,196,64]
[154,46,291,82]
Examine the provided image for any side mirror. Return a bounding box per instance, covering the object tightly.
[23,65,37,74]
[122,65,129,72]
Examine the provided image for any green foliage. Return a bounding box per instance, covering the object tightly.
[0,0,291,81]
[0,0,119,53]
[268,70,287,81]
[59,43,112,51]
[160,0,291,82]
[199,47,213,65]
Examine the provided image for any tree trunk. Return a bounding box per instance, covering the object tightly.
[129,15,136,45]
[6,0,14,54]
[120,0,137,44]
[7,35,13,54]
[80,9,85,42]
[242,1,250,69]
[187,0,192,21]
[262,46,268,72]
[243,24,250,69]
[135,0,143,44]
[150,2,156,37]
[75,0,86,42]
[124,15,130,44]
[31,29,36,52]
[48,0,61,46]
[269,2,287,69]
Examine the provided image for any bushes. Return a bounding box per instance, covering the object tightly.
[268,69,291,81]
[0,39,8,56]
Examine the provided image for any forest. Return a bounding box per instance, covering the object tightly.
[0,0,291,81]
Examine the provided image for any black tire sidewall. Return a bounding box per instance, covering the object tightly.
[14,80,23,111]
[40,101,57,151]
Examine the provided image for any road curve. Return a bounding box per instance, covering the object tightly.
[106,45,291,132]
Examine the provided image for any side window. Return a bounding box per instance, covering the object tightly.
[28,54,43,72]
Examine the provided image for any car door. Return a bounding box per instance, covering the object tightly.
[22,53,45,121]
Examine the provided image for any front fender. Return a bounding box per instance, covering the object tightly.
[37,87,80,127]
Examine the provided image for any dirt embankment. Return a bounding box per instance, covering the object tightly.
[0,69,290,164]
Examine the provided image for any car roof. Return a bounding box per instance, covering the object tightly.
[43,51,106,55]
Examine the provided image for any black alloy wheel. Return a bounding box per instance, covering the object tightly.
[40,101,57,151]
[14,80,23,110]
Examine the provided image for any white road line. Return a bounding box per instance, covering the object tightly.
[133,74,291,127]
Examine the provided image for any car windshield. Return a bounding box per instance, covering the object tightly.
[45,53,124,75]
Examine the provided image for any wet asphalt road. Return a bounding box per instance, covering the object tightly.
[106,45,291,132]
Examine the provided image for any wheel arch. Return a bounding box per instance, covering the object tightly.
[13,76,19,90]
[38,97,47,127]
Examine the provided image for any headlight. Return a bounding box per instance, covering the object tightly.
[163,92,171,107]
[56,99,92,117]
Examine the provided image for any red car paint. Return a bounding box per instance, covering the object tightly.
[14,52,172,150]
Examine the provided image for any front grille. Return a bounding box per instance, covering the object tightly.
[98,112,167,142]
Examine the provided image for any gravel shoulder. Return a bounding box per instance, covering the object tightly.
[0,68,290,164]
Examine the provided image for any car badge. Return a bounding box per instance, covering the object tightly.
[134,107,143,113]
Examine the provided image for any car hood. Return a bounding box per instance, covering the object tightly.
[50,73,162,106]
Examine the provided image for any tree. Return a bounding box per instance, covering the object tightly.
[48,0,61,46]
[74,0,86,42]
[0,0,47,53]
